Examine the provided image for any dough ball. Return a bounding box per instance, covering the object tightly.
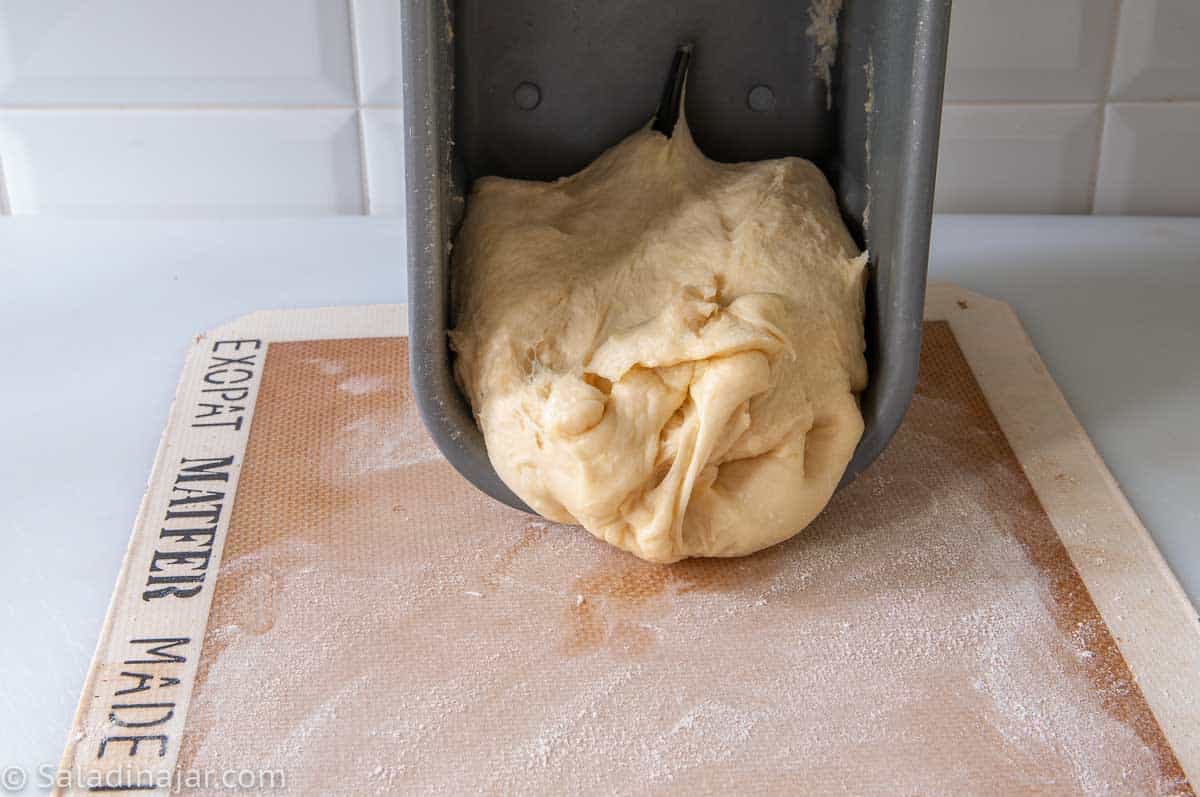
[450,117,867,563]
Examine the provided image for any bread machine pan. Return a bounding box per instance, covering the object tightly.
[401,0,952,514]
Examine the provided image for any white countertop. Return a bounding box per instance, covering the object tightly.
[1,215,1197,784]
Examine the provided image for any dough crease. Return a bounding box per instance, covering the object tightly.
[451,116,867,563]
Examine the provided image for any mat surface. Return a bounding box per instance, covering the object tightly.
[59,287,1200,795]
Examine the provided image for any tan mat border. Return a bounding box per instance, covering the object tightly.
[55,306,406,794]
[926,282,1200,783]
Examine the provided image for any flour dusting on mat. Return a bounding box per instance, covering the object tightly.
[338,374,388,395]
[175,331,1190,796]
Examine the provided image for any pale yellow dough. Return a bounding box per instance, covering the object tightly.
[450,117,867,563]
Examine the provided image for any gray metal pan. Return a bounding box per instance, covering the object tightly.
[401,0,952,513]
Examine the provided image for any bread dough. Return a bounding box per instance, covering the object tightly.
[450,116,867,563]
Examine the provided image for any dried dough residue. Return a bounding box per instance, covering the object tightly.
[862,48,875,230]
[807,0,843,110]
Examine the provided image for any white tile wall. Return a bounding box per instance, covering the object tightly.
[1094,103,1200,216]
[935,105,1100,214]
[944,0,1118,102]
[361,108,407,215]
[0,0,391,217]
[0,1,1197,218]
[1109,0,1200,101]
[0,110,362,216]
[352,0,405,106]
[940,0,1200,215]
[0,1,356,105]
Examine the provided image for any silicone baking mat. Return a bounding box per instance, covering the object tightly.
[58,285,1200,795]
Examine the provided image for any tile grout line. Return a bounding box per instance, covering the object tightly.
[0,153,11,215]
[940,98,1200,112]
[0,103,408,111]
[1101,0,1125,103]
[938,99,1126,109]
[355,109,372,215]
[1100,98,1200,107]
[347,0,373,216]
[1090,0,1125,214]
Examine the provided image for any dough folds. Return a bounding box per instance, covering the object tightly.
[450,117,867,563]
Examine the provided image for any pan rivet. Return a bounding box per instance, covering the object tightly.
[748,85,775,112]
[513,82,541,110]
